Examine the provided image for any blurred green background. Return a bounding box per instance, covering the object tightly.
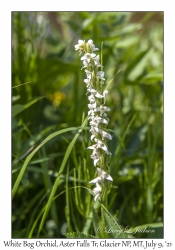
[12,12,163,238]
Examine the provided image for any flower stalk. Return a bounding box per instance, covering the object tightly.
[75,39,113,203]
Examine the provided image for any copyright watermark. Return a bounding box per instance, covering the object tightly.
[95,226,155,235]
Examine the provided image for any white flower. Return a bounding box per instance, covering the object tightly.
[89,168,113,184]
[89,89,103,98]
[93,115,109,125]
[81,59,89,69]
[90,149,101,166]
[94,55,102,67]
[89,176,101,184]
[88,94,96,104]
[88,111,96,120]
[88,113,95,121]
[90,134,95,141]
[103,90,108,104]
[103,113,108,119]
[87,39,99,51]
[100,130,112,140]
[88,109,94,117]
[94,138,112,155]
[92,183,102,201]
[84,79,91,88]
[87,39,93,44]
[97,71,105,81]
[88,102,97,116]
[75,40,85,51]
[93,126,102,135]
[88,102,96,109]
[94,127,112,140]
[88,139,111,155]
[97,168,113,181]
[101,131,112,140]
[94,105,110,116]
[90,118,108,127]
[89,120,98,127]
[81,53,96,63]
[85,69,92,80]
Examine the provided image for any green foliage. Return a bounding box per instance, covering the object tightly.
[12,126,87,199]
[12,11,163,238]
[101,205,127,238]
[38,119,88,236]
[12,97,44,117]
[64,232,98,239]
[64,204,129,239]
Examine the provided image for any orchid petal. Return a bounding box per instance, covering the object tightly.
[106,175,113,181]
[89,177,101,184]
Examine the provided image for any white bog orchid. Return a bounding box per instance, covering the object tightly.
[85,69,92,80]
[97,168,113,181]
[89,120,99,127]
[103,90,108,104]
[93,127,112,140]
[90,149,101,166]
[92,183,102,201]
[89,176,101,184]
[84,79,91,88]
[81,59,89,69]
[87,138,111,155]
[100,130,112,140]
[74,40,84,51]
[94,105,110,116]
[94,55,102,67]
[90,134,95,141]
[88,95,96,104]
[87,39,99,51]
[93,115,109,125]
[97,71,105,82]
[89,89,103,98]
[89,167,113,184]
[88,102,96,109]
[94,138,112,155]
[81,53,96,63]
[75,39,113,202]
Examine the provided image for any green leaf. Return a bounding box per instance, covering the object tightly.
[12,123,87,199]
[148,226,163,238]
[126,124,148,157]
[27,187,65,238]
[127,222,163,233]
[101,207,109,238]
[81,196,100,234]
[12,97,44,117]
[64,232,98,239]
[38,118,88,236]
[101,205,128,238]
[126,223,163,238]
[139,72,163,84]
[92,206,103,238]
[115,36,138,48]
[82,17,94,29]
[127,49,152,81]
[28,186,90,238]
[106,23,143,40]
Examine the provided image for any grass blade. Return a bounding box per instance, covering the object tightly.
[38,118,88,236]
[12,123,88,199]
[12,97,44,117]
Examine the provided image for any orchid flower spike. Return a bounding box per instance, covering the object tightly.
[75,39,113,202]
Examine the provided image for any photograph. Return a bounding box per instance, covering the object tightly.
[12,11,163,239]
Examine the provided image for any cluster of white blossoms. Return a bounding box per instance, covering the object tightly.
[75,39,113,201]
